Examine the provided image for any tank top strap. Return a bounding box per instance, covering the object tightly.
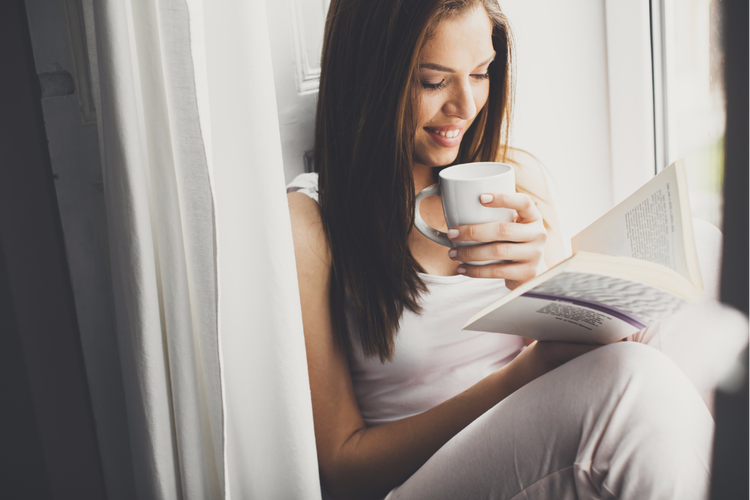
[287,172,319,202]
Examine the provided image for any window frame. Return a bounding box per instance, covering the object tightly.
[649,0,677,173]
[603,0,658,205]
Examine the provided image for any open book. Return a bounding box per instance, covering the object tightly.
[463,160,703,344]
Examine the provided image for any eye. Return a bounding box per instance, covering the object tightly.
[472,61,493,82]
[421,79,446,91]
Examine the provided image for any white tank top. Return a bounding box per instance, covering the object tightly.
[288,173,524,426]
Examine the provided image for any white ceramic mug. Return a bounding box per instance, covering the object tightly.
[414,162,516,265]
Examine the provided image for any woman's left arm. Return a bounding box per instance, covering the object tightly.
[447,192,548,289]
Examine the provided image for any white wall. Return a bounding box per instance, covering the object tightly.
[500,0,613,237]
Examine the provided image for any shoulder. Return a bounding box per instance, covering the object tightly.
[505,148,554,201]
[286,171,329,268]
[505,147,541,167]
[287,191,331,272]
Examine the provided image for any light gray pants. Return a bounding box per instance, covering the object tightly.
[386,221,746,500]
[387,342,714,500]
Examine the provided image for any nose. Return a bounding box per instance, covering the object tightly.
[443,80,477,120]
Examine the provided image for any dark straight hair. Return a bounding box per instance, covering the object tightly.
[315,0,514,362]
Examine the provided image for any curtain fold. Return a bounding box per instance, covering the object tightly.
[201,1,321,497]
[83,0,320,498]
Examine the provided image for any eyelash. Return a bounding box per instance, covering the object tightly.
[422,80,447,91]
[420,73,490,91]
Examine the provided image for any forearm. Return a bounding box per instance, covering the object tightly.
[324,366,529,500]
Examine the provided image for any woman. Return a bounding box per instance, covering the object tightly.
[288,1,714,498]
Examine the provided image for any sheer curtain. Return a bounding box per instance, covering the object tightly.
[82,0,320,498]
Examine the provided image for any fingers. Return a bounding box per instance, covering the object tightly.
[479,193,541,222]
[449,240,543,265]
[508,340,601,384]
[445,192,548,287]
[448,218,546,244]
[548,341,601,356]
[536,341,602,366]
[455,260,539,283]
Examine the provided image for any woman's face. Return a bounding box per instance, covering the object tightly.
[413,6,495,169]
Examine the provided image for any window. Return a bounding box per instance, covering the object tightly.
[652,0,725,228]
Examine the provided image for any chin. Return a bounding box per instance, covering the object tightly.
[416,149,461,168]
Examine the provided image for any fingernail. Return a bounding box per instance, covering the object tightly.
[456,266,466,275]
[480,194,493,204]
[448,229,459,239]
[448,249,458,258]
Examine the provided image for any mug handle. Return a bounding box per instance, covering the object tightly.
[414,184,452,247]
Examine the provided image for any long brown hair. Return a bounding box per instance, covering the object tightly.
[315,0,514,362]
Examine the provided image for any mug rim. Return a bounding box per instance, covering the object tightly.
[438,162,513,181]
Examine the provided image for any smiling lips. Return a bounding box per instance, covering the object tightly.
[427,127,460,138]
[424,126,463,147]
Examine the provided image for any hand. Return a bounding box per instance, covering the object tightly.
[447,192,548,288]
[502,341,601,391]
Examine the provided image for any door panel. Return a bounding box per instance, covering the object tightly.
[267,0,329,183]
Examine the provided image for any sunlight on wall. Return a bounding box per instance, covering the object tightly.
[500,0,612,237]
[664,0,725,229]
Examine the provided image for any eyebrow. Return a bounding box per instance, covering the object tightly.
[419,54,496,73]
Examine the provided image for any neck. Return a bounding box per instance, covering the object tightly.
[409,161,459,276]
[412,162,439,193]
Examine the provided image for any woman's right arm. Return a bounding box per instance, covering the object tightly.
[288,192,597,500]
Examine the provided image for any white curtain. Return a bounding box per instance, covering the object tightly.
[82,0,321,498]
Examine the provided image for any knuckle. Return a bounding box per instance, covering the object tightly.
[466,225,477,239]
[491,266,504,279]
[496,221,509,238]
[521,194,533,210]
[537,245,546,258]
[523,268,536,281]
[493,243,507,258]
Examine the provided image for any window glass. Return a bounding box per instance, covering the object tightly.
[664,0,724,228]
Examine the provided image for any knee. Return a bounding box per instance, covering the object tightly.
[577,343,708,414]
[581,341,672,382]
[578,342,713,432]
[591,340,668,367]
[573,343,714,498]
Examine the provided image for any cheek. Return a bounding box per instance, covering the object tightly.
[416,93,439,126]
[475,85,490,110]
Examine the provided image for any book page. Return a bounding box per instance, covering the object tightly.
[528,271,687,324]
[464,271,687,343]
[572,161,691,280]
[464,294,639,344]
